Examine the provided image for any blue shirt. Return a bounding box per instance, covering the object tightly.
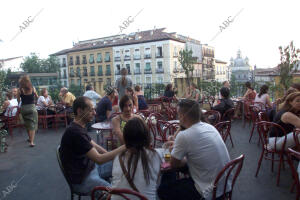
[96,96,112,122]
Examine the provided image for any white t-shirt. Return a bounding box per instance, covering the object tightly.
[36,96,52,110]
[111,149,162,200]
[172,122,231,199]
[83,90,101,107]
[254,93,268,110]
[4,99,18,117]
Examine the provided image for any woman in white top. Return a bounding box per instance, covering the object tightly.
[36,88,54,115]
[111,117,162,200]
[254,85,272,110]
[3,92,18,117]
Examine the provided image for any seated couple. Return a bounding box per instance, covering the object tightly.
[60,96,161,199]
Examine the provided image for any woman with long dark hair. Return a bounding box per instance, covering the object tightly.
[17,75,38,147]
[254,85,272,110]
[134,85,148,110]
[243,82,256,100]
[115,68,132,100]
[111,117,162,200]
[125,87,138,112]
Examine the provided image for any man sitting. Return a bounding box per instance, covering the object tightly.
[59,87,76,108]
[158,99,231,200]
[212,87,234,120]
[96,86,116,122]
[60,96,125,194]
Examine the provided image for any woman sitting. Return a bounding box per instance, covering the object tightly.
[243,82,256,101]
[112,95,141,145]
[212,87,234,119]
[134,85,148,110]
[36,88,55,115]
[254,85,272,110]
[2,92,18,117]
[125,87,138,113]
[164,84,176,98]
[186,83,200,102]
[111,117,162,200]
[269,92,300,150]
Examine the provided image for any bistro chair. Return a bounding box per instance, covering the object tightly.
[215,121,234,147]
[255,121,287,186]
[212,155,245,200]
[248,105,262,143]
[2,106,22,137]
[221,108,235,122]
[56,146,89,200]
[147,112,164,148]
[287,147,300,200]
[203,110,221,126]
[91,186,148,200]
[38,108,55,129]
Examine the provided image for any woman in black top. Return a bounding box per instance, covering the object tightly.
[164,84,176,98]
[269,92,300,150]
[212,87,234,119]
[17,75,38,147]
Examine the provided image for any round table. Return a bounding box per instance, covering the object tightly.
[92,122,112,146]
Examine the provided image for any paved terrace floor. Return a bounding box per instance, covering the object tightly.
[0,120,296,200]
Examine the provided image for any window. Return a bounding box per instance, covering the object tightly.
[82,55,87,64]
[116,64,121,75]
[124,50,130,60]
[97,53,102,63]
[106,65,111,76]
[71,79,75,85]
[136,76,141,84]
[90,66,95,76]
[76,56,80,65]
[135,63,141,74]
[146,77,151,84]
[157,76,163,84]
[69,56,73,65]
[98,65,103,76]
[63,69,67,78]
[83,67,88,76]
[106,78,111,86]
[115,51,121,61]
[64,81,67,86]
[76,67,81,77]
[105,52,110,62]
[126,64,131,74]
[70,67,75,77]
[157,61,163,73]
[144,48,151,58]
[98,78,103,82]
[62,58,66,67]
[145,62,151,72]
[84,79,88,82]
[89,54,94,64]
[77,79,81,86]
[134,49,140,59]
[156,47,162,57]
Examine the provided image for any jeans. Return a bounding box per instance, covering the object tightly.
[73,161,113,194]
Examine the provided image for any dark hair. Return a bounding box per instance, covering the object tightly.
[19,75,32,93]
[134,85,141,92]
[178,99,200,122]
[121,117,154,184]
[119,95,133,112]
[165,84,172,92]
[291,83,300,91]
[222,81,229,86]
[280,92,300,113]
[6,92,13,100]
[126,87,134,96]
[220,87,230,99]
[258,85,269,98]
[73,96,90,116]
[86,84,93,91]
[245,82,253,90]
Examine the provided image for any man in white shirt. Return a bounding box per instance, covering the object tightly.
[83,84,101,108]
[158,99,231,200]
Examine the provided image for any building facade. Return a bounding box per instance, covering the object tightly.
[201,44,215,81]
[55,53,69,87]
[229,50,253,82]
[214,59,228,82]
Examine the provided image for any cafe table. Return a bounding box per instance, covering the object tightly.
[91,121,112,146]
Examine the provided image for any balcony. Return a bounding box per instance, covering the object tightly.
[83,72,88,77]
[156,53,163,58]
[69,61,73,65]
[115,70,120,75]
[89,60,95,64]
[173,68,179,73]
[76,61,80,65]
[90,72,95,76]
[124,56,131,61]
[82,60,87,64]
[114,57,121,61]
[105,58,111,62]
[62,63,66,67]
[134,55,141,60]
[144,54,151,59]
[144,70,152,74]
[156,68,164,73]
[105,71,111,76]
[134,69,141,74]
[98,72,103,76]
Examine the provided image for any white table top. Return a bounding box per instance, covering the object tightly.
[92,122,112,130]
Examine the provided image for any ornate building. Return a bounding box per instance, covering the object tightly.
[229,50,253,82]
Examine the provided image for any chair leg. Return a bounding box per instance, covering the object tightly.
[276,154,284,186]
[71,193,74,200]
[249,123,256,143]
[271,153,274,172]
[255,149,264,177]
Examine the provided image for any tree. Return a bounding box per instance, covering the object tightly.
[278,41,300,91]
[178,48,197,86]
[21,53,60,73]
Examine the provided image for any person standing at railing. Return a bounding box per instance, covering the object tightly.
[135,85,148,110]
[115,68,132,100]
[186,83,201,102]
[83,84,101,108]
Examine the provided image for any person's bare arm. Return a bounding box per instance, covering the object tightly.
[112,116,124,144]
[243,89,250,98]
[170,156,187,169]
[134,95,138,110]
[281,112,300,128]
[33,87,39,98]
[266,94,272,108]
[86,145,125,165]
[91,140,108,154]
[106,110,112,120]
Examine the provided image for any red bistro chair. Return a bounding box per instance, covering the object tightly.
[212,155,245,200]
[148,104,161,113]
[2,106,22,137]
[147,112,164,148]
[255,121,287,186]
[215,121,234,147]
[287,147,300,200]
[248,105,262,143]
[38,108,55,129]
[203,110,221,126]
[221,108,235,122]
[91,186,148,200]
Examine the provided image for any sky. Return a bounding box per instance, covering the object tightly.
[0,0,299,68]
